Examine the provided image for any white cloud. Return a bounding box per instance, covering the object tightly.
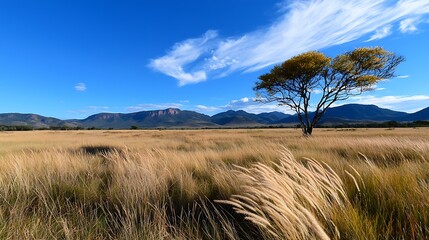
[196,105,220,112]
[230,97,250,104]
[125,99,288,115]
[371,84,386,91]
[241,97,250,103]
[365,25,392,42]
[349,95,429,104]
[194,97,296,115]
[236,103,296,115]
[345,94,429,112]
[150,0,429,85]
[206,94,429,115]
[74,83,87,92]
[311,89,323,94]
[87,106,109,110]
[67,106,112,119]
[396,75,410,79]
[148,31,218,86]
[400,18,420,32]
[127,103,183,112]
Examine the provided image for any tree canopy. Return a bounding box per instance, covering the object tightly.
[254,47,404,135]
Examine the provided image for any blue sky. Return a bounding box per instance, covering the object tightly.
[1,0,429,119]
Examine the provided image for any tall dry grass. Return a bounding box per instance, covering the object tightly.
[0,128,428,239]
[217,149,347,239]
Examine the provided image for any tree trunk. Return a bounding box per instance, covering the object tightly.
[298,111,313,136]
[301,125,313,136]
[306,126,313,136]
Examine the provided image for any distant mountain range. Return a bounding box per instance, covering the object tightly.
[1,104,428,129]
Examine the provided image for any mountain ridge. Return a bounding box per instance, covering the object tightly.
[1,104,428,129]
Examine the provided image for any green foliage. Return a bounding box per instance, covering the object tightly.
[257,51,331,93]
[255,47,404,135]
[0,125,33,131]
[49,125,83,130]
[323,121,429,128]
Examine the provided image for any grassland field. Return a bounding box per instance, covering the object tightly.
[1,128,429,239]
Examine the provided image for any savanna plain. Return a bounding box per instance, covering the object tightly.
[1,128,429,239]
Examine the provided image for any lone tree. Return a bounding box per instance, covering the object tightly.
[255,47,404,136]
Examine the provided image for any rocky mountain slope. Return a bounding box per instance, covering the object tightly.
[1,104,428,129]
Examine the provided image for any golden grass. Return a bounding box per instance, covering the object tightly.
[0,128,428,239]
[217,149,347,239]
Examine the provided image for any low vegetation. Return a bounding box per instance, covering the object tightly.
[0,128,428,239]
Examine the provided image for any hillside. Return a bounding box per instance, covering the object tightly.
[398,107,429,121]
[278,104,409,124]
[1,104,428,129]
[78,108,217,128]
[0,113,69,128]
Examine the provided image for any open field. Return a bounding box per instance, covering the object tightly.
[1,128,429,239]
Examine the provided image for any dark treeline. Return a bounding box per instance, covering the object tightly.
[0,125,83,131]
[317,120,429,129]
[1,121,428,131]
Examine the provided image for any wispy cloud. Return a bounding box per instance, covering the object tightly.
[150,0,429,85]
[399,17,420,32]
[311,89,323,94]
[344,94,429,112]
[195,105,220,112]
[74,83,87,92]
[197,94,429,115]
[371,84,386,91]
[67,106,111,119]
[396,75,410,79]
[365,25,392,42]
[127,103,183,112]
[148,31,218,86]
[195,97,295,115]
